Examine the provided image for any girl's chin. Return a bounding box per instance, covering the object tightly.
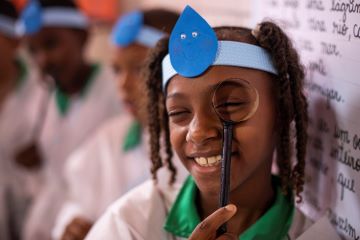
[194,179,221,197]
[190,169,222,196]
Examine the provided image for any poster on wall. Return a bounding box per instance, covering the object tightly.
[252,0,360,239]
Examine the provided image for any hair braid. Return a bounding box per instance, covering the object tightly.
[145,38,171,182]
[162,109,177,184]
[257,22,308,201]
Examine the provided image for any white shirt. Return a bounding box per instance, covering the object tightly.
[52,114,150,239]
[0,61,47,190]
[85,179,315,240]
[23,65,121,240]
[0,62,47,240]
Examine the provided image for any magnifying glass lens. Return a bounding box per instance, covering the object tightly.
[212,79,259,123]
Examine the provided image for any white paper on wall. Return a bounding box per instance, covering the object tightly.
[252,1,360,239]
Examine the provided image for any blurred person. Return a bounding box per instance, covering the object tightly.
[18,1,121,239]
[51,9,187,240]
[86,6,314,240]
[0,1,48,239]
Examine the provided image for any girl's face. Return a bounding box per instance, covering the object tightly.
[112,44,149,123]
[165,66,278,195]
[27,27,86,85]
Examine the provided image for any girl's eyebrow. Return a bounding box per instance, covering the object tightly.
[166,92,186,100]
[166,81,221,100]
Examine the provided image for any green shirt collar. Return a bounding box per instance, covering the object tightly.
[164,176,295,239]
[122,120,142,152]
[55,63,100,116]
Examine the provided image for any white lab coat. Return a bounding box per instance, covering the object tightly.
[85,179,315,240]
[0,63,48,239]
[23,65,121,240]
[51,114,150,239]
[0,184,8,240]
[52,113,188,239]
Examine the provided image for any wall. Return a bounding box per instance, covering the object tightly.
[253,1,360,239]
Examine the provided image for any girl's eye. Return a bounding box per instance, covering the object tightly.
[167,109,191,124]
[44,38,58,51]
[216,101,247,109]
[215,101,250,117]
[168,110,189,117]
[132,65,144,75]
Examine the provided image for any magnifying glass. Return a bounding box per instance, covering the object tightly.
[212,78,259,236]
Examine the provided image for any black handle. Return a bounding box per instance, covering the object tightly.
[217,122,233,236]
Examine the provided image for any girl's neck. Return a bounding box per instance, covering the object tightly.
[197,166,275,236]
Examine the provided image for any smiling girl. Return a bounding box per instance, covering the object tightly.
[86,6,311,240]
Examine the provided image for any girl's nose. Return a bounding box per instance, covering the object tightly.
[186,113,221,146]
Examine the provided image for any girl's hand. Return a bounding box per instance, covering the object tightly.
[189,204,238,240]
[14,143,43,169]
[60,217,92,240]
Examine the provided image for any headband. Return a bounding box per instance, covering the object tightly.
[17,0,88,35]
[0,15,19,38]
[161,6,278,89]
[111,11,165,48]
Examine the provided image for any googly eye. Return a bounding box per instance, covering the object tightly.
[180,33,186,39]
[192,31,198,38]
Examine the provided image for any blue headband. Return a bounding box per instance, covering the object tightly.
[111,11,165,48]
[162,6,278,89]
[0,15,19,38]
[17,0,88,35]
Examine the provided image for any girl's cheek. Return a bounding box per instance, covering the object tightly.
[169,126,187,154]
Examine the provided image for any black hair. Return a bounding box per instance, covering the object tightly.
[39,0,78,8]
[0,0,18,19]
[143,9,180,34]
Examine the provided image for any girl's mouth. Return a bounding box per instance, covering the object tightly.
[194,155,222,167]
[193,151,239,168]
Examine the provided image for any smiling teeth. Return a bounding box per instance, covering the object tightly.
[194,155,222,167]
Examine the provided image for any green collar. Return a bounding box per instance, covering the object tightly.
[15,58,28,89]
[122,120,142,152]
[55,64,100,116]
[164,176,295,239]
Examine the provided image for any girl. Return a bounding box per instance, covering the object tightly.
[86,6,311,240]
[51,9,185,240]
[0,1,48,238]
[19,1,121,239]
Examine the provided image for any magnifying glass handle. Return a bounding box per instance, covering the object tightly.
[217,122,233,236]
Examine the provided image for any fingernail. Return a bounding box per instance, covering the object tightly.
[225,204,236,212]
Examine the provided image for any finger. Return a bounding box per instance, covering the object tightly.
[189,204,237,240]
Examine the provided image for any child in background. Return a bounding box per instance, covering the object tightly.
[0,1,48,239]
[19,1,121,239]
[51,9,186,240]
[86,6,313,240]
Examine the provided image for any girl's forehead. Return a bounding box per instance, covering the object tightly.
[112,44,149,61]
[166,66,273,95]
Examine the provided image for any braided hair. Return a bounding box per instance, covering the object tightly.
[145,22,308,201]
